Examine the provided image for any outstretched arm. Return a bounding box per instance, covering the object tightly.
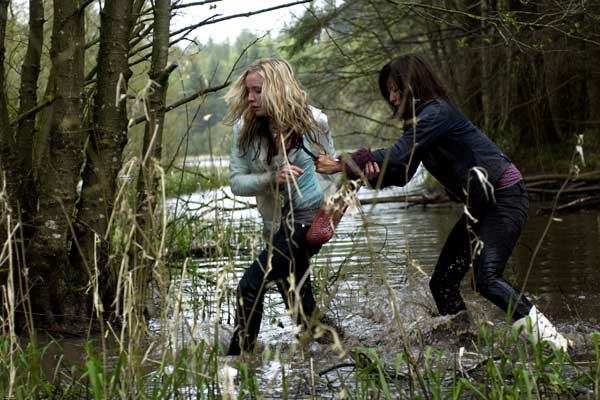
[315,152,380,179]
[315,153,342,174]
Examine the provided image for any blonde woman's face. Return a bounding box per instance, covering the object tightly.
[245,72,267,116]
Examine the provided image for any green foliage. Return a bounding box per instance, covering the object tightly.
[2,2,599,399]
[0,336,87,399]
[85,343,105,399]
[162,31,282,160]
[164,165,229,197]
[334,323,599,399]
[165,210,261,262]
[281,1,421,151]
[279,0,598,171]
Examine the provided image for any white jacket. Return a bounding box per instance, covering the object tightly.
[229,106,338,237]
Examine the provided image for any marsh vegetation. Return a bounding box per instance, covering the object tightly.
[0,0,599,398]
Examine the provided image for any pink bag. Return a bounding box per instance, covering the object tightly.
[306,180,362,245]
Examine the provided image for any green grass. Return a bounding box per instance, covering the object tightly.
[2,337,597,398]
[2,273,599,399]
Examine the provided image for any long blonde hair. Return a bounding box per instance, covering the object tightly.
[223,58,321,162]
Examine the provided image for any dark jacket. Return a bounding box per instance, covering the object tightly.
[350,98,511,210]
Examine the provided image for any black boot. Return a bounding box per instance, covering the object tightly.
[227,285,263,355]
[227,328,242,356]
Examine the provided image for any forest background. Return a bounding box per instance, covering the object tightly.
[0,0,598,396]
[163,0,600,172]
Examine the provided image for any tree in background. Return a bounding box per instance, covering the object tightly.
[283,0,600,171]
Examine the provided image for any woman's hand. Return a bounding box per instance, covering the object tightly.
[276,165,304,184]
[315,153,342,175]
[364,161,380,179]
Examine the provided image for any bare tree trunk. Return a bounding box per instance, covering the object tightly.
[497,0,514,133]
[584,5,600,131]
[538,0,587,142]
[142,0,172,171]
[0,0,19,217]
[542,37,586,141]
[28,0,86,329]
[134,0,174,318]
[424,0,456,88]
[480,0,491,131]
[15,0,44,235]
[72,0,134,314]
[457,0,483,122]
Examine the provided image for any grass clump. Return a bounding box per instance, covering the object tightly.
[164,165,229,197]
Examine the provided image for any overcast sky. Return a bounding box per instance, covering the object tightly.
[173,0,315,44]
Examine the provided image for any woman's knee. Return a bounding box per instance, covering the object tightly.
[474,272,503,298]
[238,271,263,298]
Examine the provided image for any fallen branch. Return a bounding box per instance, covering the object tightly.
[359,194,451,206]
[526,185,600,195]
[537,195,600,214]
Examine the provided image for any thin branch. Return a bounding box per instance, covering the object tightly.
[320,106,398,128]
[10,97,55,126]
[130,30,264,127]
[169,0,313,38]
[129,82,230,127]
[171,0,222,10]
[387,0,600,47]
[131,0,312,62]
[524,171,600,182]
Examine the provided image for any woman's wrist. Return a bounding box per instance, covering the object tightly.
[334,158,342,173]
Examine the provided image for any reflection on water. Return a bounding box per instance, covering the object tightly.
[511,204,600,324]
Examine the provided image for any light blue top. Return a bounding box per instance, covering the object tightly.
[229,106,338,237]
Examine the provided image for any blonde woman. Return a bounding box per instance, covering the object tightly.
[223,58,338,355]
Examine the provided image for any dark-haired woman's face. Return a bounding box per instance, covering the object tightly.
[386,78,402,109]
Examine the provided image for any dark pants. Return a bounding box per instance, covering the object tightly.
[429,181,533,320]
[228,222,321,355]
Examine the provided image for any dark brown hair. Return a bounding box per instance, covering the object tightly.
[378,54,450,120]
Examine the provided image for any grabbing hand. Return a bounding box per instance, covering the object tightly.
[315,153,342,175]
[364,161,380,179]
[276,165,304,184]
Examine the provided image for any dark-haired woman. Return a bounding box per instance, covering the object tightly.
[316,54,569,350]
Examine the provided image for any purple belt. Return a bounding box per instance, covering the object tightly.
[496,163,523,190]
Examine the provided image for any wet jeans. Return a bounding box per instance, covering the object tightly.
[228,222,321,355]
[429,181,533,320]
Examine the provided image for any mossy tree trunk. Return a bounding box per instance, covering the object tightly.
[0,0,257,333]
[26,0,87,329]
[0,0,45,331]
[70,0,135,317]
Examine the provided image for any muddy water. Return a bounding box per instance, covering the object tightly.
[183,185,600,397]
